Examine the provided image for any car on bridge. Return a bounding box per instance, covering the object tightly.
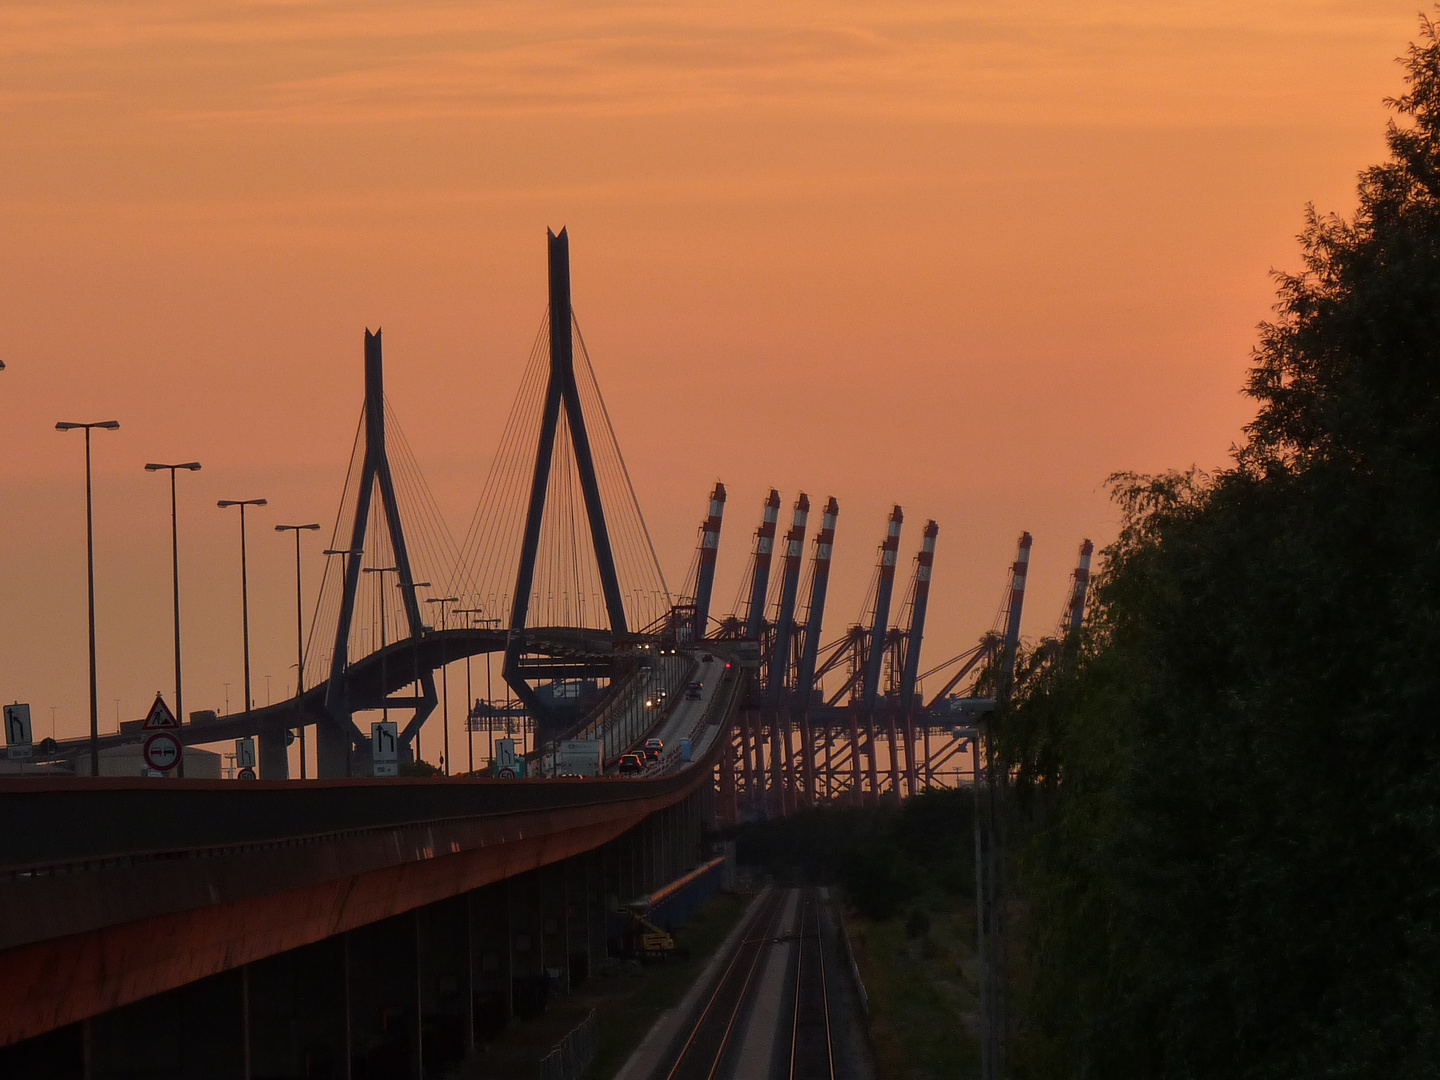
[685,681,703,700]
[643,738,664,762]
[618,752,646,775]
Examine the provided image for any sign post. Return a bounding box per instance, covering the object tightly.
[4,704,33,760]
[372,721,398,777]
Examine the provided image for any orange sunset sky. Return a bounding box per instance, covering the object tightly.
[0,3,1424,762]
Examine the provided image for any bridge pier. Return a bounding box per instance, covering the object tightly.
[418,895,472,1076]
[316,717,353,779]
[247,936,348,1078]
[470,882,512,1040]
[509,871,547,1021]
[258,729,290,781]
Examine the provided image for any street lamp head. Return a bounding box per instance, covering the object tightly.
[145,462,202,472]
[218,498,267,508]
[57,420,120,431]
[324,547,362,556]
[276,523,322,532]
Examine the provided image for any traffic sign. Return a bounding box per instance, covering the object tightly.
[4,704,33,760]
[372,721,398,777]
[142,693,180,730]
[235,737,256,770]
[143,731,181,772]
[236,767,257,780]
[492,738,526,779]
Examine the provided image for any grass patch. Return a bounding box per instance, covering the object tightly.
[583,891,750,1079]
[847,892,981,1080]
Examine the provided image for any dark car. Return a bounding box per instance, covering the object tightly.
[643,738,664,761]
[618,753,645,774]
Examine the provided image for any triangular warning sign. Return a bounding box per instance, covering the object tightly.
[143,693,179,730]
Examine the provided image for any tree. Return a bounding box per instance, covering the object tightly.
[1002,17,1440,1080]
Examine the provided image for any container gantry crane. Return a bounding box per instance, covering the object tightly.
[744,489,782,642]
[892,520,938,796]
[762,493,809,813]
[691,483,727,641]
[792,497,838,804]
[1064,538,1093,638]
[860,506,904,801]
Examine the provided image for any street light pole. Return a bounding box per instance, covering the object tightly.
[456,607,486,776]
[277,523,320,779]
[58,419,120,777]
[426,596,459,776]
[145,461,201,778]
[218,499,267,720]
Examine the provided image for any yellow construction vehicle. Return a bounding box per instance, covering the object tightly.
[624,906,675,957]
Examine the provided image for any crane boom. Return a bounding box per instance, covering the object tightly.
[860,506,904,710]
[792,497,839,711]
[765,494,810,705]
[691,482,727,640]
[898,520,939,708]
[744,489,782,640]
[997,531,1032,702]
[1064,538,1093,636]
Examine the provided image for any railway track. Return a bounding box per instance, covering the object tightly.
[647,887,842,1080]
[787,889,836,1080]
[654,888,790,1080]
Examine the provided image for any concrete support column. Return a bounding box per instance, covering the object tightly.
[88,969,246,1080]
[469,881,511,1041]
[347,911,421,1079]
[247,937,347,1079]
[588,849,607,970]
[509,872,547,1021]
[316,717,352,779]
[541,862,568,994]
[418,895,471,1077]
[719,729,737,826]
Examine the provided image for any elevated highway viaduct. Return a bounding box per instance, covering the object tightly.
[0,665,739,1079]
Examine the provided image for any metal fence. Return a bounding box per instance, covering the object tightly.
[537,1009,598,1080]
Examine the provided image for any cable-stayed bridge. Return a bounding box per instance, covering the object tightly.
[0,229,1095,1074]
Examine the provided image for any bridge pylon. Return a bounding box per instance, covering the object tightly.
[317,329,438,776]
[504,229,629,726]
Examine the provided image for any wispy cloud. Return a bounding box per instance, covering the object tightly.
[0,1,1415,127]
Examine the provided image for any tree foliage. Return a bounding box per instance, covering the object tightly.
[1002,19,1440,1079]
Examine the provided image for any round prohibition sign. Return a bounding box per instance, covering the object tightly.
[496,767,517,779]
[143,731,181,772]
